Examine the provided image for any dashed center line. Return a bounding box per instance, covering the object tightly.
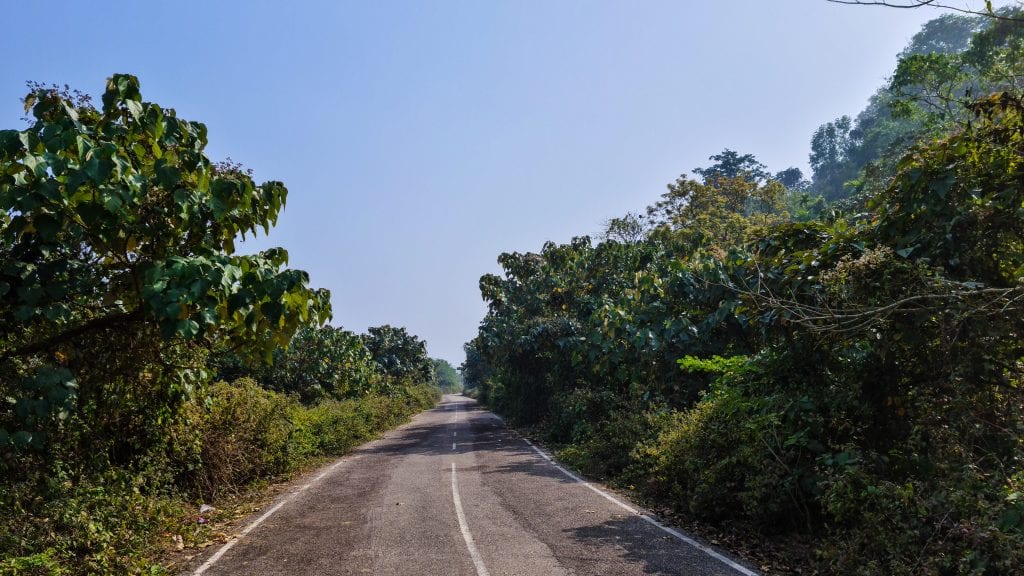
[451,462,490,576]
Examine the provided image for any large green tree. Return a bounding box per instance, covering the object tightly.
[0,75,331,455]
[362,325,433,382]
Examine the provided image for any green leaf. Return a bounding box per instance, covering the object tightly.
[103,192,124,212]
[125,99,144,119]
[155,159,180,188]
[0,130,22,155]
[82,156,102,182]
[261,300,284,324]
[33,214,60,241]
[11,431,33,448]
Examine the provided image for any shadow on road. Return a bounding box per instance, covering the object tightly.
[351,399,579,485]
[567,517,739,576]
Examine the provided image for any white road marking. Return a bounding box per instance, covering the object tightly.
[451,402,460,451]
[192,455,355,575]
[451,462,491,576]
[522,439,760,576]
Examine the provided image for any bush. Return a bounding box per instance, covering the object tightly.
[190,379,296,498]
[191,379,439,498]
[639,383,798,527]
[554,403,656,480]
[290,400,370,458]
[0,466,181,576]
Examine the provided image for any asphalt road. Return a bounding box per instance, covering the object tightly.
[185,395,759,576]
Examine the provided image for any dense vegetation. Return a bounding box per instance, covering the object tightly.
[464,12,1024,575]
[432,357,464,393]
[0,76,440,574]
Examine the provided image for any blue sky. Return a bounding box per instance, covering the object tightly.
[1,1,948,364]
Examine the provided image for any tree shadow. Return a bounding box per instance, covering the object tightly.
[566,517,755,576]
[351,398,578,485]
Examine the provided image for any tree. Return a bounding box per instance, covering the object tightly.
[874,91,1024,285]
[889,8,1024,122]
[362,325,432,382]
[899,13,984,57]
[260,326,378,402]
[647,174,787,247]
[431,358,462,393]
[460,339,492,397]
[809,115,856,201]
[0,75,331,452]
[773,167,810,191]
[602,212,650,244]
[808,9,1024,205]
[692,149,770,184]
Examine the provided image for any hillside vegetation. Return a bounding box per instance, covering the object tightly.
[463,12,1024,575]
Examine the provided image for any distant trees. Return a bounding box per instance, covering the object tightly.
[602,212,650,244]
[645,150,796,249]
[362,324,433,383]
[211,325,380,403]
[809,115,857,201]
[211,323,440,402]
[691,149,770,183]
[460,339,491,396]
[808,10,1024,204]
[431,358,462,393]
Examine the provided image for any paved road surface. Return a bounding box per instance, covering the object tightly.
[186,395,759,576]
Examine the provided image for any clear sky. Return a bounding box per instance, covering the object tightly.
[1,1,950,364]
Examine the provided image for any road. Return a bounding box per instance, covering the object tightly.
[186,395,759,576]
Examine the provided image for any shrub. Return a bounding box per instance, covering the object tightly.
[0,466,181,575]
[190,379,296,498]
[290,400,369,457]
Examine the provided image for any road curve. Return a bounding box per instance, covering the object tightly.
[184,395,759,576]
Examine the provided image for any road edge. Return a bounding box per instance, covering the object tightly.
[477,403,763,576]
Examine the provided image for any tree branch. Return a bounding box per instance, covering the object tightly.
[826,0,1024,21]
[1,309,144,360]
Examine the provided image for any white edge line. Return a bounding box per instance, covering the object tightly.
[522,439,759,576]
[192,456,355,575]
[193,406,440,575]
[451,462,491,576]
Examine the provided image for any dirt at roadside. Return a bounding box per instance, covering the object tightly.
[153,456,341,574]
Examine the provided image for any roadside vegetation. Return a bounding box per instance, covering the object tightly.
[463,11,1024,575]
[0,76,442,574]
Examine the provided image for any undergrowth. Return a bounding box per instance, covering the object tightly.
[0,380,438,575]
